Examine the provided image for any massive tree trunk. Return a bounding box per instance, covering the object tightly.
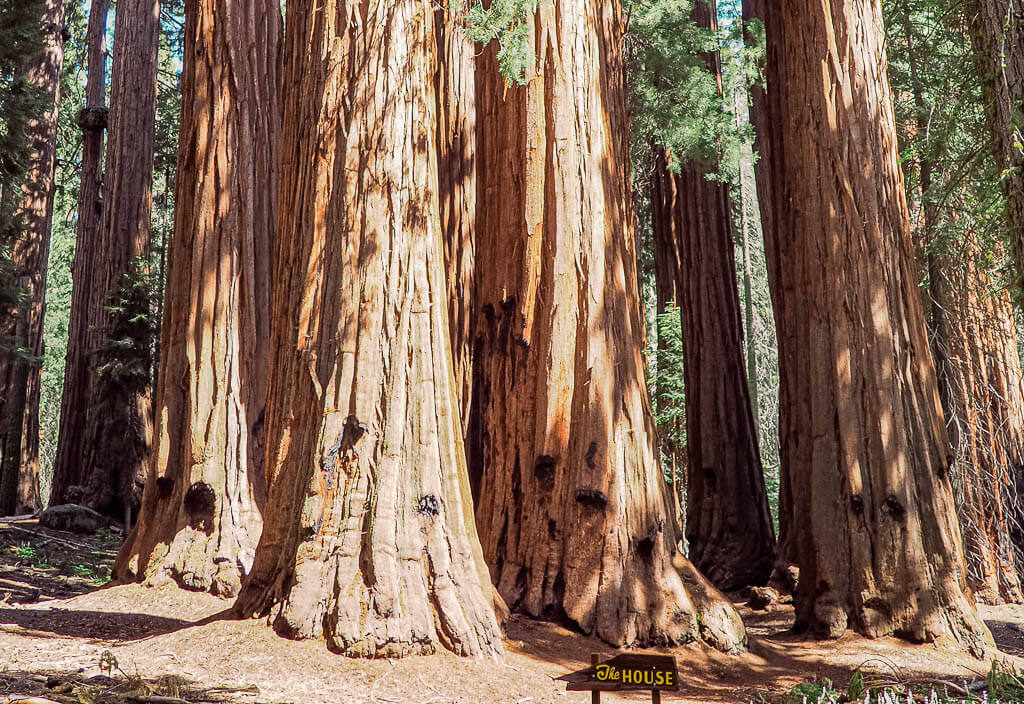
[114,0,280,597]
[967,0,1024,291]
[468,0,746,652]
[744,0,993,653]
[650,145,775,592]
[51,0,160,520]
[0,0,67,515]
[232,0,503,658]
[647,0,774,593]
[436,7,477,439]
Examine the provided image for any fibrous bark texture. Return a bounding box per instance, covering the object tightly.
[744,0,993,653]
[650,146,775,592]
[233,0,503,659]
[929,236,1024,604]
[468,0,746,653]
[436,6,477,438]
[114,0,280,597]
[0,0,66,514]
[967,0,1023,290]
[51,0,160,519]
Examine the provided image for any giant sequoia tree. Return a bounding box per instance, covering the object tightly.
[51,0,160,519]
[468,0,746,652]
[0,0,66,514]
[648,0,774,592]
[114,0,280,596]
[745,0,993,652]
[232,0,502,658]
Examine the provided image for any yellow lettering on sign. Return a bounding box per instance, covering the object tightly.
[665,671,674,686]
[622,669,632,684]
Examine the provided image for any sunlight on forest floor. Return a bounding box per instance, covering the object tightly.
[1,518,1023,704]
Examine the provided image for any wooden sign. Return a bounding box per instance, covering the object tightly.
[557,653,679,703]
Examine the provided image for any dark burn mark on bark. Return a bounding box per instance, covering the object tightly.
[547,519,558,540]
[534,454,556,490]
[514,334,529,348]
[341,415,369,451]
[636,536,655,563]
[416,494,441,518]
[575,488,607,511]
[850,494,864,516]
[155,476,174,499]
[585,441,598,469]
[499,296,517,313]
[184,482,216,533]
[884,495,906,523]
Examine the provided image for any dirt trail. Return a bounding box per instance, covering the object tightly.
[1,518,1023,704]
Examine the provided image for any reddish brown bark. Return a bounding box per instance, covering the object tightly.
[233,0,502,658]
[647,0,774,592]
[744,0,993,652]
[650,146,775,592]
[50,0,160,520]
[468,0,746,652]
[114,0,281,597]
[436,6,477,438]
[49,0,110,515]
[0,0,67,514]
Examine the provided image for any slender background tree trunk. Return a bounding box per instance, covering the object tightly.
[51,0,160,521]
[49,0,110,511]
[650,142,775,592]
[0,0,67,514]
[967,0,1024,293]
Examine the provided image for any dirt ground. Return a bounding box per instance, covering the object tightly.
[2,516,1024,704]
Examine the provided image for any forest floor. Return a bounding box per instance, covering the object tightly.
[1,516,1024,704]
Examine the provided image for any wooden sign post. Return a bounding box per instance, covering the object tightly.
[556,652,680,702]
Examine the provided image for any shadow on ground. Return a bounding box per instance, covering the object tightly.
[0,604,232,642]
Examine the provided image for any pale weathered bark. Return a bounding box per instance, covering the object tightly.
[468,0,746,652]
[51,0,159,520]
[233,0,503,658]
[650,146,775,592]
[744,0,993,653]
[114,0,280,597]
[967,0,1024,292]
[0,0,67,514]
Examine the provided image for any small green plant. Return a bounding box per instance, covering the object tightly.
[95,526,120,548]
[15,544,36,560]
[73,564,95,577]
